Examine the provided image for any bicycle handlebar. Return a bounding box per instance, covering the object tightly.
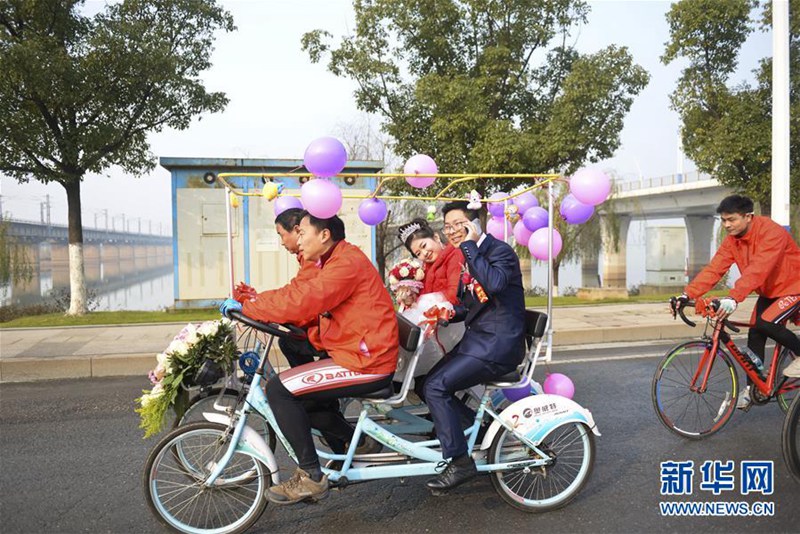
[670,297,740,333]
[226,310,308,340]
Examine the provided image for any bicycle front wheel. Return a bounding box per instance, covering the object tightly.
[488,422,595,512]
[178,388,276,451]
[652,341,738,439]
[144,422,269,534]
[782,394,800,483]
[775,348,799,413]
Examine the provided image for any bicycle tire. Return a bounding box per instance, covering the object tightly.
[488,421,595,512]
[652,340,738,439]
[775,347,799,413]
[177,388,277,452]
[143,422,269,534]
[781,394,800,483]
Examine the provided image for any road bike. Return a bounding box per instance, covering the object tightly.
[652,297,799,439]
[144,309,599,533]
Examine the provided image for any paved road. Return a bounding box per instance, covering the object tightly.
[1,346,797,533]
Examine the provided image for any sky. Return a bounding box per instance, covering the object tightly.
[0,0,773,234]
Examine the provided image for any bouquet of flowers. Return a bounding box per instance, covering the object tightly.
[135,319,237,438]
[388,258,425,310]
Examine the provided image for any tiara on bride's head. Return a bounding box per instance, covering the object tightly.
[399,222,423,244]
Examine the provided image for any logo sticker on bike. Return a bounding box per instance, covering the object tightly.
[302,373,324,385]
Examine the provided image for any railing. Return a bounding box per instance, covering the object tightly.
[616,170,715,193]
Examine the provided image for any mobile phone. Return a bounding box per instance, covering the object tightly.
[466,217,482,237]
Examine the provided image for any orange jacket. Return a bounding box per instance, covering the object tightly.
[243,241,399,374]
[422,244,464,305]
[686,216,800,302]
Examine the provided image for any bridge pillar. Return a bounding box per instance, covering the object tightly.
[601,215,631,288]
[684,214,715,280]
[581,249,600,288]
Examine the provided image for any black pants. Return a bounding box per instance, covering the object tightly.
[266,360,392,473]
[747,296,800,359]
[278,335,327,368]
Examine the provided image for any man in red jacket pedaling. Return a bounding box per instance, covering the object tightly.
[220,212,398,505]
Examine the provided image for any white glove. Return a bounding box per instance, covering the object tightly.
[717,297,737,315]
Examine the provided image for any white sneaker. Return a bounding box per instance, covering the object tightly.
[736,386,752,410]
[784,355,800,378]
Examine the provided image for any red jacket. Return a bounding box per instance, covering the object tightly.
[422,244,464,305]
[243,241,399,374]
[686,216,800,302]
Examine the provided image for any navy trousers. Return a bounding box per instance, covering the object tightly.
[423,354,517,459]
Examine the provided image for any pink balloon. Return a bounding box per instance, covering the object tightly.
[528,227,562,260]
[543,373,575,399]
[274,196,303,217]
[570,168,611,206]
[486,192,508,217]
[304,137,348,178]
[513,191,539,215]
[512,220,532,246]
[487,216,512,240]
[404,154,437,188]
[358,198,388,225]
[301,178,342,218]
[522,206,548,232]
[502,376,533,402]
[560,194,595,224]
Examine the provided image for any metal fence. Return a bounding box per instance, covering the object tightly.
[616,170,714,192]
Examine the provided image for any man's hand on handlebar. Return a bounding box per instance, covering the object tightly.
[219,298,243,318]
[712,297,737,321]
[669,293,689,318]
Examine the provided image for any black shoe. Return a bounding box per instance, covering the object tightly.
[426,456,478,493]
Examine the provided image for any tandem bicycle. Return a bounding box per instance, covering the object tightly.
[143,309,599,533]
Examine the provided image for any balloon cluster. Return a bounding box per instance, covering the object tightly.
[484,169,610,261]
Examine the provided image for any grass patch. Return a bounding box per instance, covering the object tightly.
[524,289,730,308]
[0,309,219,328]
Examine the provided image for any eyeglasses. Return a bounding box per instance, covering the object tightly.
[443,220,469,234]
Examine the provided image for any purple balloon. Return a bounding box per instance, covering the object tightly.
[358,198,388,225]
[528,227,562,261]
[274,195,303,217]
[513,191,539,215]
[543,373,575,399]
[487,216,512,240]
[560,194,595,224]
[512,220,533,246]
[301,178,342,218]
[404,154,437,188]
[522,206,548,232]
[569,168,611,206]
[304,137,348,178]
[502,376,533,402]
[486,192,508,217]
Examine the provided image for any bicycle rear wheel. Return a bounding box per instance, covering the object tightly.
[775,348,799,413]
[782,394,800,483]
[652,341,738,439]
[489,422,595,512]
[144,422,269,534]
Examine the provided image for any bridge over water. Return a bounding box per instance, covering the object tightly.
[594,171,733,291]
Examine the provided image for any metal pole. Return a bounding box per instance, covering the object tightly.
[225,188,235,297]
[545,180,554,362]
[503,198,509,243]
[771,0,790,229]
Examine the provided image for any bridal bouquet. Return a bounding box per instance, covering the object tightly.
[135,319,237,438]
[388,258,425,310]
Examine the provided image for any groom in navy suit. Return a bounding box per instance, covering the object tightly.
[424,200,527,492]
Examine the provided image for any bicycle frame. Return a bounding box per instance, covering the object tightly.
[692,318,798,399]
[202,325,599,488]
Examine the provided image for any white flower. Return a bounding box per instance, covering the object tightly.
[156,352,171,368]
[414,268,425,281]
[389,275,398,285]
[198,321,218,337]
[184,329,200,345]
[140,392,156,408]
[399,266,410,278]
[151,383,165,396]
[168,339,189,355]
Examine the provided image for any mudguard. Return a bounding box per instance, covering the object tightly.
[479,394,600,451]
[202,412,280,485]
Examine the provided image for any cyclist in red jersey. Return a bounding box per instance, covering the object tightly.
[675,195,800,407]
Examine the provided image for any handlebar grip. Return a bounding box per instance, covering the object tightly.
[724,320,741,333]
[671,297,696,328]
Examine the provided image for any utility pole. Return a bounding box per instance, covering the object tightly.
[45,194,51,226]
[103,209,109,231]
[772,0,790,229]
